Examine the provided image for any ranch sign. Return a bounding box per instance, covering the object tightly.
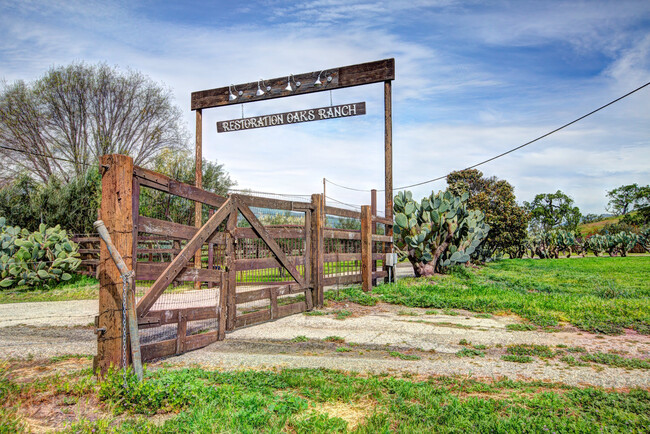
[217,102,366,133]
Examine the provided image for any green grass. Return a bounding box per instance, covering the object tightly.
[370,256,650,335]
[506,344,555,359]
[291,335,309,343]
[388,351,421,361]
[0,274,98,303]
[324,336,345,343]
[3,362,650,432]
[580,352,650,370]
[456,348,485,358]
[501,355,533,363]
[334,310,352,320]
[335,347,352,353]
[506,323,537,331]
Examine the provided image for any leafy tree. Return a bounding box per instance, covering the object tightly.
[447,169,529,257]
[139,149,235,226]
[0,169,101,233]
[524,190,581,232]
[581,213,606,224]
[0,63,187,183]
[606,184,649,215]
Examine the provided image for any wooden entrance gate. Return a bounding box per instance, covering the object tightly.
[94,154,391,374]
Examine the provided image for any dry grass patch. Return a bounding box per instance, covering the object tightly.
[315,398,375,430]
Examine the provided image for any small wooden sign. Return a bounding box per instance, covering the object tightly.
[217,102,366,133]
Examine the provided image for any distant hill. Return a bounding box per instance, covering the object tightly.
[578,213,632,236]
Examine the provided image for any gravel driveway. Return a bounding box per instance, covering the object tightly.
[2,297,649,389]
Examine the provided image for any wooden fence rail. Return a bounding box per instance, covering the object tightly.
[94,154,393,375]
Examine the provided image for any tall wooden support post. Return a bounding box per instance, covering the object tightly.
[225,210,238,331]
[194,109,203,289]
[384,80,393,282]
[207,208,215,289]
[361,205,372,292]
[311,194,324,307]
[370,189,377,286]
[96,154,134,376]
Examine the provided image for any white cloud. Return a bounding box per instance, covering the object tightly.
[0,0,649,216]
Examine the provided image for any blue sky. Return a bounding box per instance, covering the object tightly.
[1,0,649,214]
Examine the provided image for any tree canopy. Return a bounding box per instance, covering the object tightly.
[0,63,188,184]
[139,149,236,226]
[606,183,649,216]
[524,190,581,232]
[446,169,529,257]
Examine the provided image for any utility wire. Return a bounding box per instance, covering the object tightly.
[0,144,92,167]
[326,195,362,210]
[326,79,650,192]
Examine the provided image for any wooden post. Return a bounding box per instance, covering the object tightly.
[311,194,324,307]
[194,109,203,289]
[95,154,134,376]
[384,81,393,283]
[218,271,227,340]
[225,210,237,331]
[207,208,215,288]
[361,205,372,292]
[370,189,377,286]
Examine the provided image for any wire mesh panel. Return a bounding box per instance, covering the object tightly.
[323,213,363,288]
[231,199,310,328]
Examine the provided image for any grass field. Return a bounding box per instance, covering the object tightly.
[336,256,650,335]
[2,361,649,433]
[578,215,623,236]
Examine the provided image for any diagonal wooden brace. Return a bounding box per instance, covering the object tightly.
[233,195,313,310]
[137,198,233,316]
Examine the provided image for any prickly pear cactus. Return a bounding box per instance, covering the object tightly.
[393,190,489,276]
[585,234,608,256]
[0,218,81,289]
[640,227,650,253]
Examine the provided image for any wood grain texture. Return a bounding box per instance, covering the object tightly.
[191,59,394,110]
[235,196,306,288]
[217,102,366,133]
[361,206,372,292]
[96,154,133,376]
[136,198,233,316]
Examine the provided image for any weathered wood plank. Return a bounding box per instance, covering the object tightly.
[138,306,218,328]
[140,331,219,362]
[225,211,237,331]
[323,274,362,286]
[371,216,393,226]
[235,196,306,288]
[136,263,222,282]
[236,226,305,240]
[191,59,394,110]
[96,154,133,376]
[235,308,271,328]
[236,194,312,213]
[324,206,360,220]
[361,206,372,292]
[312,194,324,307]
[217,102,366,133]
[324,229,361,240]
[136,198,233,316]
[372,234,393,243]
[277,301,307,318]
[134,166,227,208]
[235,256,305,272]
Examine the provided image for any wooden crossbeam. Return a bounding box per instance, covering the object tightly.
[191,58,394,110]
[234,195,306,289]
[136,198,233,316]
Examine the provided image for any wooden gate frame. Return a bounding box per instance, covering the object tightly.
[95,154,331,375]
[190,59,395,288]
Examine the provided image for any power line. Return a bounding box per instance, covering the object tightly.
[0,144,92,167]
[326,79,650,192]
[325,195,362,210]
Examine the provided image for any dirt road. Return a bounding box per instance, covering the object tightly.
[2,299,649,389]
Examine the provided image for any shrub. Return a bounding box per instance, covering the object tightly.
[0,219,80,289]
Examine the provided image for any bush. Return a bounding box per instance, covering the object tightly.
[0,218,81,289]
